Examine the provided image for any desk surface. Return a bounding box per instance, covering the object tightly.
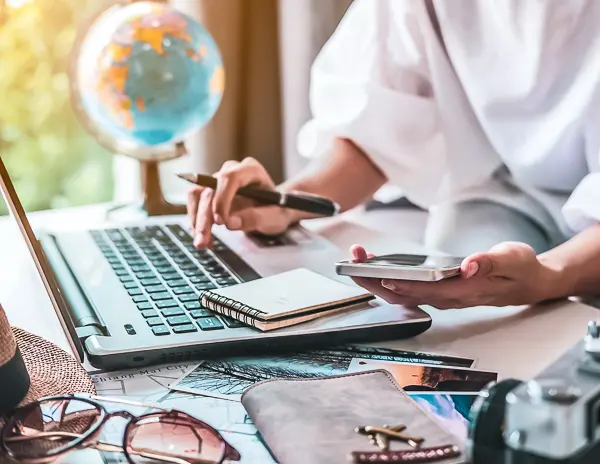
[0,203,597,382]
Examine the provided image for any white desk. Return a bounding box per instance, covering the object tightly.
[0,203,598,382]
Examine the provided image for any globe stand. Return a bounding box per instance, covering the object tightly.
[105,143,187,222]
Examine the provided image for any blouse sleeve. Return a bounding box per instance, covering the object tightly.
[562,109,600,233]
[562,173,600,232]
[295,0,445,208]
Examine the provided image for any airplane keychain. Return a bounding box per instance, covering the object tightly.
[352,424,460,463]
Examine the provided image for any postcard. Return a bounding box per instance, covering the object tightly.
[407,392,478,442]
[347,358,497,393]
[169,345,475,401]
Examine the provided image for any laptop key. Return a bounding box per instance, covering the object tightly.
[178,294,198,303]
[166,315,192,326]
[152,326,170,336]
[162,307,185,317]
[189,275,210,284]
[156,266,175,274]
[140,278,161,286]
[146,317,164,327]
[115,269,130,277]
[184,301,204,310]
[131,265,150,273]
[133,295,149,304]
[173,324,198,334]
[161,273,181,281]
[151,292,172,301]
[173,286,194,295]
[195,283,216,291]
[106,229,124,241]
[222,316,246,328]
[167,279,187,288]
[120,275,134,283]
[145,285,167,294]
[156,300,178,309]
[141,310,159,319]
[216,278,237,286]
[189,308,213,318]
[137,302,153,311]
[136,272,156,280]
[125,281,140,290]
[179,263,199,271]
[125,259,145,267]
[184,269,202,277]
[128,288,143,297]
[197,317,225,331]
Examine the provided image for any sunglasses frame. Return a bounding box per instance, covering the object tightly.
[0,394,241,464]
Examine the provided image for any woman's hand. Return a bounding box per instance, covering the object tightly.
[349,242,563,309]
[186,158,294,248]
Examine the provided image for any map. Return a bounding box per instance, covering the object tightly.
[89,363,275,463]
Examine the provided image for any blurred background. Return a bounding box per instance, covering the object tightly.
[0,0,354,215]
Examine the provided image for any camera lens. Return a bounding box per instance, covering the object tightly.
[467,379,523,464]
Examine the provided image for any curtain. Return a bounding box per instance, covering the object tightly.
[149,0,351,203]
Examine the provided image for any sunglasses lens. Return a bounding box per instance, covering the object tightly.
[126,414,226,464]
[3,398,102,460]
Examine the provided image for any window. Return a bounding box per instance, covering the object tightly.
[0,0,115,215]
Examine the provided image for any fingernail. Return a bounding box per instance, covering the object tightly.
[466,262,479,278]
[381,281,396,291]
[193,233,204,248]
[214,214,223,225]
[228,216,242,230]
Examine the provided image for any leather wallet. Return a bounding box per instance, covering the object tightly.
[241,369,465,464]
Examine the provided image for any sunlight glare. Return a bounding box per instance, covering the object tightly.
[7,0,33,8]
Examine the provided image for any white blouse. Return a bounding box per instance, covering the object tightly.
[296,0,600,241]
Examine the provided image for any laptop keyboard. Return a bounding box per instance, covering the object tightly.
[89,224,257,336]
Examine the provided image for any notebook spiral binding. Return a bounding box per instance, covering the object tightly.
[199,291,265,327]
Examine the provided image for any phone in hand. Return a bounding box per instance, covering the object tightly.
[335,253,465,282]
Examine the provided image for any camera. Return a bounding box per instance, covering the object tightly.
[467,320,600,463]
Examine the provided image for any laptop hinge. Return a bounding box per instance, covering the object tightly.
[76,326,103,339]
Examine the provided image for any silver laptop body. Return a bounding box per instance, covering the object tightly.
[0,157,432,371]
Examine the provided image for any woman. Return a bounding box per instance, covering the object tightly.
[187,0,600,310]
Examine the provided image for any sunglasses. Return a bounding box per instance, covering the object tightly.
[0,394,241,464]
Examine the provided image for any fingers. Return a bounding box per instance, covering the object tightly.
[213,158,272,225]
[227,206,289,236]
[351,277,423,307]
[187,186,203,235]
[350,245,375,263]
[193,187,214,248]
[351,245,368,262]
[461,242,537,279]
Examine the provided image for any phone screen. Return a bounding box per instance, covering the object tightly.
[364,254,464,269]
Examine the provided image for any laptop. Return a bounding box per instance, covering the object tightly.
[0,157,432,371]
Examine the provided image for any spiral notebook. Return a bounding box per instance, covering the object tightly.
[199,268,375,331]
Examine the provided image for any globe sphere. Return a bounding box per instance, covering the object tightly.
[70,1,224,161]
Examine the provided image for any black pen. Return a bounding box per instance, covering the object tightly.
[177,173,340,217]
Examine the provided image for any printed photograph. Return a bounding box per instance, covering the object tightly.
[347,358,497,393]
[407,392,478,442]
[169,345,475,401]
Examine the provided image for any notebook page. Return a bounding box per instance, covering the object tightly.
[207,268,372,320]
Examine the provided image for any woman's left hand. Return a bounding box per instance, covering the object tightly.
[349,243,561,309]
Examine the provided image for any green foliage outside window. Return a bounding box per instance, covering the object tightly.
[0,0,114,215]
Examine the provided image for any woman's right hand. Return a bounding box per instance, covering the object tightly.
[186,157,294,248]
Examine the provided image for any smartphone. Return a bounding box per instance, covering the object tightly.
[335,253,465,282]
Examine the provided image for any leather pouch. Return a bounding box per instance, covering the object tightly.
[241,369,465,464]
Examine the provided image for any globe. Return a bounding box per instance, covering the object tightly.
[69,0,225,161]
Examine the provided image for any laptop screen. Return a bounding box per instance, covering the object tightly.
[0,157,84,361]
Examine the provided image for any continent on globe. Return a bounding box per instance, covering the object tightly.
[78,1,225,147]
